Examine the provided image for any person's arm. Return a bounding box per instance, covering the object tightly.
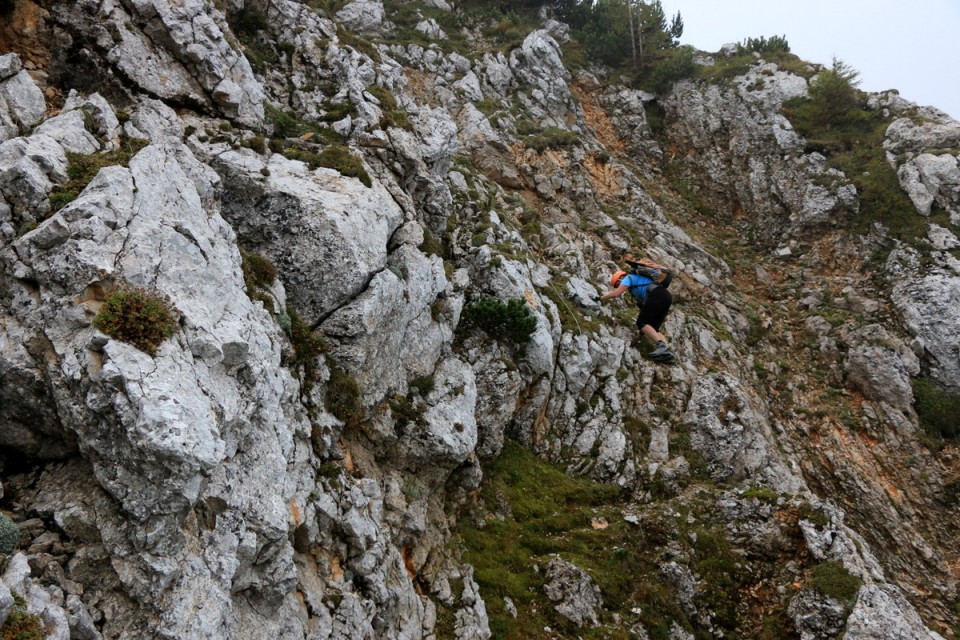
[598,284,628,302]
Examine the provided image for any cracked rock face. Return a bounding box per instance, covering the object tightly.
[0,2,958,639]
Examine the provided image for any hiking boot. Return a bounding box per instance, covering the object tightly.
[653,351,676,364]
[649,341,671,359]
[649,341,676,364]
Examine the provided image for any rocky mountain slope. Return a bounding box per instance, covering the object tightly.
[1,0,959,638]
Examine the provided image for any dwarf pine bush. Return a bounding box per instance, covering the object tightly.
[92,288,178,356]
[461,297,537,346]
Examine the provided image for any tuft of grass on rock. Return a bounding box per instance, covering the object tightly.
[48,138,149,212]
[810,561,862,604]
[92,287,178,356]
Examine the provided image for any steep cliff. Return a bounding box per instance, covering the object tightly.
[1,1,958,638]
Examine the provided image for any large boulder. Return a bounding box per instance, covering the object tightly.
[0,54,46,136]
[682,372,803,491]
[215,149,405,326]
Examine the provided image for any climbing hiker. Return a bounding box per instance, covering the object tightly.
[593,260,676,363]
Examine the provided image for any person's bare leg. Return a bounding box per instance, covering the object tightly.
[641,324,666,344]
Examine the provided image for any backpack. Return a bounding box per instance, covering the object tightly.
[625,258,673,288]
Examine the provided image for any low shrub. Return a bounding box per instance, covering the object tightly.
[0,595,45,640]
[810,561,862,603]
[92,287,178,356]
[288,310,325,375]
[461,297,537,346]
[326,364,361,424]
[409,374,435,397]
[643,46,697,95]
[740,34,790,53]
[913,378,960,440]
[525,127,579,153]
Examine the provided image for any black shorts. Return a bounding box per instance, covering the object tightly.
[636,286,672,331]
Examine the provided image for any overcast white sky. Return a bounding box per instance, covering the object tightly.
[660,0,960,120]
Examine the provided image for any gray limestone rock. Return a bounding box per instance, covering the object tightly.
[897,153,960,218]
[843,324,915,413]
[336,0,388,36]
[543,557,603,627]
[888,247,960,391]
[884,116,960,157]
[787,589,847,640]
[682,372,803,490]
[509,30,575,123]
[0,69,46,134]
[844,584,946,640]
[34,109,101,155]
[216,150,405,326]
[0,133,68,223]
[0,582,12,626]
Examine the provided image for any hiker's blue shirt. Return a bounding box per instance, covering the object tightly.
[623,273,657,304]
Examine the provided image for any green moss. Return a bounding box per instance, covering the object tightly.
[810,561,862,604]
[48,138,149,212]
[92,287,178,356]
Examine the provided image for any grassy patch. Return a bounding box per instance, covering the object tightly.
[48,138,149,212]
[365,84,413,130]
[264,104,345,144]
[810,561,862,604]
[281,145,373,187]
[457,440,647,638]
[92,287,178,356]
[781,92,937,242]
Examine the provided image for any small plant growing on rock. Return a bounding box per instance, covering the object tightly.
[48,138,150,213]
[461,297,537,346]
[912,378,960,441]
[241,251,277,290]
[92,287,178,356]
[810,560,862,604]
[326,363,362,425]
[288,310,326,380]
[0,513,20,554]
[0,594,45,640]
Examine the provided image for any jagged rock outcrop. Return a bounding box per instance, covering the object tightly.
[1,2,958,639]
